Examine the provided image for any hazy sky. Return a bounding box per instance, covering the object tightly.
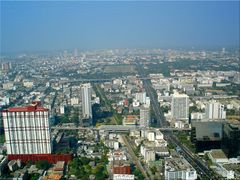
[1,1,239,53]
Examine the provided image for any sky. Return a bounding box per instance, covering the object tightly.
[1,1,239,54]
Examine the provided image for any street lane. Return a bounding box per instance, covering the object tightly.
[136,62,217,179]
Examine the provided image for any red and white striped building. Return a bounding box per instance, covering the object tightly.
[2,102,52,155]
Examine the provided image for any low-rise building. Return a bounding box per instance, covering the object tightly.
[2,82,14,90]
[191,112,204,121]
[208,149,228,164]
[108,151,127,162]
[23,80,34,88]
[164,157,197,180]
[70,97,79,105]
[216,163,235,179]
[8,159,21,171]
[155,147,170,157]
[43,174,63,180]
[112,161,131,175]
[113,174,134,180]
[122,115,138,126]
[12,168,28,180]
[53,161,65,175]
[140,146,155,163]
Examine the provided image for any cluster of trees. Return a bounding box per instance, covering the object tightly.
[150,165,157,175]
[92,104,112,125]
[130,164,144,179]
[144,58,239,78]
[212,83,240,96]
[160,106,169,113]
[226,109,239,116]
[175,132,196,153]
[69,156,108,180]
[145,63,170,77]
[0,134,5,144]
[189,105,204,116]
[144,59,201,76]
[26,160,51,170]
[35,160,50,170]
[56,106,79,125]
[68,142,109,179]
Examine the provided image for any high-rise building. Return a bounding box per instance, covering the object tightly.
[73,48,78,62]
[139,106,150,127]
[1,62,12,72]
[63,50,68,60]
[191,120,223,152]
[135,92,146,104]
[205,100,226,120]
[81,83,92,122]
[171,93,189,121]
[74,48,78,58]
[222,122,240,158]
[2,102,52,155]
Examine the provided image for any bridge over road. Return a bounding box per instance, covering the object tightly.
[51,125,190,132]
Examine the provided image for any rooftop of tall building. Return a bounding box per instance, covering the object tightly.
[165,157,195,171]
[172,92,189,98]
[2,101,48,112]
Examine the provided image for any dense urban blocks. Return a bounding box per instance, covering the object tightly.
[0,48,239,179]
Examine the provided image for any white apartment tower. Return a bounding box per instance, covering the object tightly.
[135,92,147,104]
[140,106,150,127]
[171,93,189,121]
[81,83,92,120]
[205,100,226,120]
[2,102,52,155]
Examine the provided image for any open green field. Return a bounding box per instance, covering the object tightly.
[104,65,136,74]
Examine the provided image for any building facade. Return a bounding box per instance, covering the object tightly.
[2,102,52,155]
[222,122,240,158]
[171,93,189,121]
[205,101,226,120]
[81,83,92,122]
[113,174,134,180]
[139,107,150,127]
[191,120,223,152]
[135,92,146,104]
[140,145,156,163]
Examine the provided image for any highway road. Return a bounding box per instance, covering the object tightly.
[166,133,218,180]
[51,125,190,131]
[125,136,155,179]
[122,135,150,180]
[60,77,151,84]
[136,63,168,127]
[136,63,217,179]
[93,83,150,179]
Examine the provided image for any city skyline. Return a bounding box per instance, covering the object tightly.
[0,1,239,179]
[1,1,239,54]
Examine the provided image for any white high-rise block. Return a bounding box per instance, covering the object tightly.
[81,83,92,120]
[140,106,150,127]
[171,93,189,121]
[2,103,52,155]
[205,100,226,119]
